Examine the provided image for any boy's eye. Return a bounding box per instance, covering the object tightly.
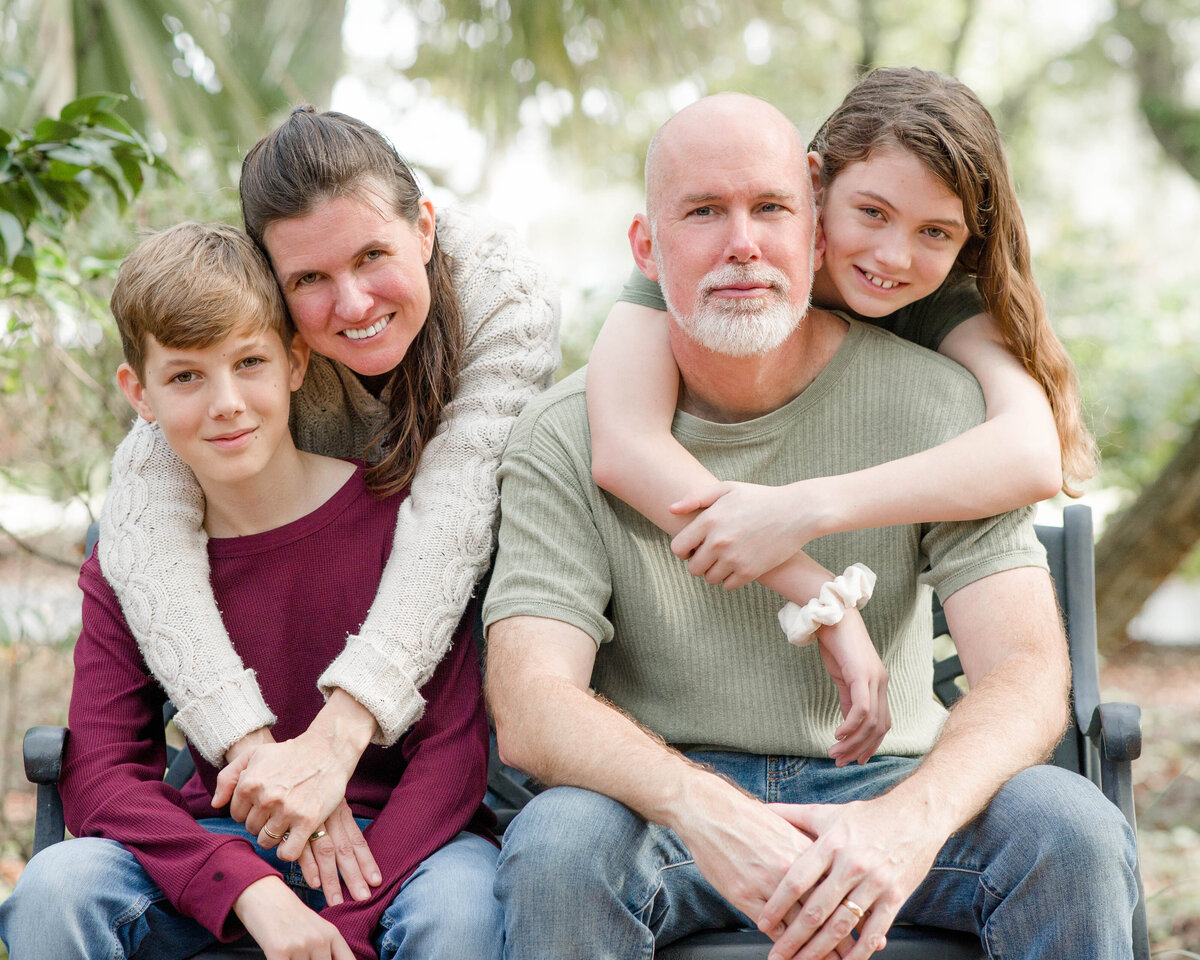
[171,371,195,384]
[239,357,264,370]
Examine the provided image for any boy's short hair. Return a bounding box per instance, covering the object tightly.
[111,222,291,378]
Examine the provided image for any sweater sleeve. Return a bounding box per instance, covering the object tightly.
[320,610,494,960]
[63,554,278,941]
[316,204,561,744]
[98,419,276,765]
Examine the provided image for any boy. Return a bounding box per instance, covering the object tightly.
[0,223,499,960]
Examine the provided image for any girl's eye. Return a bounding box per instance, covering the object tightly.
[860,206,883,220]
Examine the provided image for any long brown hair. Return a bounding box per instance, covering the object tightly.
[810,67,1097,494]
[240,106,464,496]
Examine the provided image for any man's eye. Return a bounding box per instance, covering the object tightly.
[690,206,713,217]
[363,249,385,262]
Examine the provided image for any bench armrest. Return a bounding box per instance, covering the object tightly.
[23,725,68,784]
[1085,702,1142,764]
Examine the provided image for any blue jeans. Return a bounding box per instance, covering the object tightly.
[0,819,501,960]
[496,753,1139,959]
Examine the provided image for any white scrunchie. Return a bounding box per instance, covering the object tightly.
[777,563,877,647]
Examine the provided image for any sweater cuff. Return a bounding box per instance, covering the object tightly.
[174,668,277,766]
[177,841,279,940]
[318,639,425,747]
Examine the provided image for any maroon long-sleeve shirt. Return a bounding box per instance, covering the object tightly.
[62,465,494,959]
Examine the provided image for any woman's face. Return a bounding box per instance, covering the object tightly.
[811,147,969,318]
[262,187,435,377]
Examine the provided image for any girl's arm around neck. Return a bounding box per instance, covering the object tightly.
[788,312,1062,538]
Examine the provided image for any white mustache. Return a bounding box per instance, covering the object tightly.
[700,264,790,297]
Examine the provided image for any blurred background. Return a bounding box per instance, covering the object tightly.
[0,0,1197,952]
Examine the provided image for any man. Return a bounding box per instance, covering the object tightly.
[483,94,1137,960]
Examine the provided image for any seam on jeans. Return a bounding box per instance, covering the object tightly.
[110,891,159,960]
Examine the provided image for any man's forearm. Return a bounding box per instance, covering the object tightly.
[486,616,714,829]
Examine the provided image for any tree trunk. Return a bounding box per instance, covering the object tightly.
[1095,417,1200,653]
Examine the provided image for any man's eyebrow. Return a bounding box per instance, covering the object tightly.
[677,190,800,205]
[854,189,966,231]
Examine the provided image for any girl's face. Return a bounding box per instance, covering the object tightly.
[262,186,435,377]
[811,147,969,318]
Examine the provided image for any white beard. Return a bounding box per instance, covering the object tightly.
[656,257,811,358]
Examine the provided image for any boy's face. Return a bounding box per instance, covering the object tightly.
[117,323,309,491]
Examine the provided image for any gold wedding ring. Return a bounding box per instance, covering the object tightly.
[310,830,327,841]
[842,898,866,921]
[263,827,286,841]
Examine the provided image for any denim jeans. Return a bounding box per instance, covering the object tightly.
[496,752,1139,960]
[0,819,501,960]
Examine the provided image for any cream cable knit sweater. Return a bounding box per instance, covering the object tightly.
[98,205,560,764]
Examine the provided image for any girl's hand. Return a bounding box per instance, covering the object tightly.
[234,876,355,960]
[670,481,832,588]
[813,610,890,766]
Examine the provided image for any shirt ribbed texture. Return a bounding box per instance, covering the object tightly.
[484,319,1046,758]
[67,467,492,958]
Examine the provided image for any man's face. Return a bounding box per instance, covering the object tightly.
[643,116,820,357]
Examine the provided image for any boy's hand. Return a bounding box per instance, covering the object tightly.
[296,800,380,904]
[814,610,889,766]
[669,481,825,589]
[234,876,355,960]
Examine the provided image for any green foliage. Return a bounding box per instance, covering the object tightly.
[0,92,168,286]
[0,93,168,508]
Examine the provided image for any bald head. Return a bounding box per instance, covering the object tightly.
[644,94,809,226]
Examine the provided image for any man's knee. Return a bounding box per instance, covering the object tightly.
[497,786,647,899]
[994,765,1137,883]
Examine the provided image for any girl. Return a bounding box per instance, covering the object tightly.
[587,67,1095,747]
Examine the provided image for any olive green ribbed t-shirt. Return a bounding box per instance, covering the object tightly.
[618,268,983,353]
[483,319,1046,759]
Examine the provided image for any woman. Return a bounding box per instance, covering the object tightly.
[98,106,559,893]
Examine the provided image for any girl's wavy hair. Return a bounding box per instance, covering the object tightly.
[239,106,464,497]
[810,67,1097,494]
